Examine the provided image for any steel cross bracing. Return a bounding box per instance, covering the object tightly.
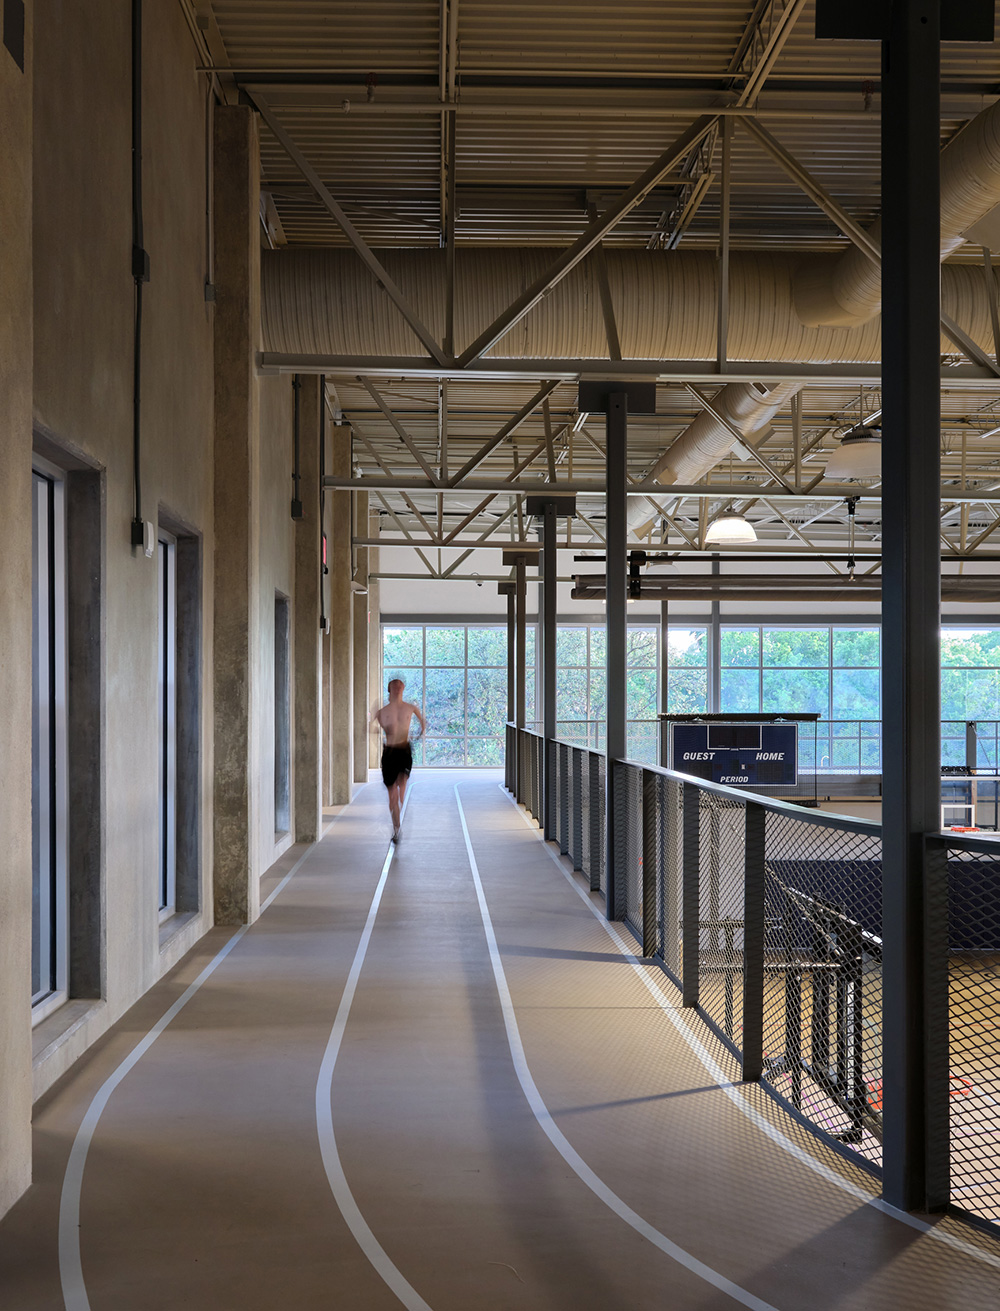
[194,1,1000,568]
[334,371,1000,563]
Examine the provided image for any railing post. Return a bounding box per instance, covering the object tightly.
[682,781,700,1008]
[741,802,766,1082]
[924,836,951,1212]
[642,769,659,958]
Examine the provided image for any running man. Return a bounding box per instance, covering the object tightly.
[373,678,426,842]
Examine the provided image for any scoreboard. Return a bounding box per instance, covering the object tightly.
[671,721,798,787]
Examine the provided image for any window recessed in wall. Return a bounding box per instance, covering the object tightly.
[31,465,69,1024]
[158,531,177,920]
[274,594,291,835]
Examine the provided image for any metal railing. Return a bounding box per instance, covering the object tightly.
[612,760,884,1173]
[505,724,1000,1232]
[509,725,606,894]
[927,830,1000,1229]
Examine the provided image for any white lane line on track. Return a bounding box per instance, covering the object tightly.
[498,783,1000,1275]
[58,787,369,1311]
[313,784,433,1311]
[456,785,781,1311]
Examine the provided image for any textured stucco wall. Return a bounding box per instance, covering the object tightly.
[27,0,215,1101]
[257,373,297,869]
[0,0,34,1221]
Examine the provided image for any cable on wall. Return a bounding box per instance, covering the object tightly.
[291,373,303,519]
[130,0,151,553]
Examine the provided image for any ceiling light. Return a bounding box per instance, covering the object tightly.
[572,411,590,432]
[825,425,882,480]
[705,513,757,545]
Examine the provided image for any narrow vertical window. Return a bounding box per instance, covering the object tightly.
[274,594,291,834]
[31,467,68,1020]
[158,532,177,918]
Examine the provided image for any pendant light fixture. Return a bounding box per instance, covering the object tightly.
[825,423,882,480]
[704,511,757,545]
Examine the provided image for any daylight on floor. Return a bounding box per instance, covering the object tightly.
[5,2,1000,1308]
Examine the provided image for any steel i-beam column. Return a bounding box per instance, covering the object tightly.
[542,502,558,839]
[605,392,628,918]
[880,0,942,1213]
[660,597,669,766]
[516,557,527,730]
[506,590,516,724]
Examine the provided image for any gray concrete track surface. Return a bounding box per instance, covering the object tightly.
[1,770,999,1310]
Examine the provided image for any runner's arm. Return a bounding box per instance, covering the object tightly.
[410,702,427,739]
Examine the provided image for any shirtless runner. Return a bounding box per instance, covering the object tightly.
[373,678,427,842]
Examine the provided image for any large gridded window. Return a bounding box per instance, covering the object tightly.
[665,628,709,713]
[719,627,881,770]
[554,625,659,762]
[31,468,69,1020]
[383,625,531,766]
[941,629,1000,767]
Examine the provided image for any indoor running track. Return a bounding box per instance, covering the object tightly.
[2,770,999,1310]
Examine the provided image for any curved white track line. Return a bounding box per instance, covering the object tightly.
[499,783,1000,1275]
[313,785,433,1311]
[456,786,780,1311]
[58,788,368,1311]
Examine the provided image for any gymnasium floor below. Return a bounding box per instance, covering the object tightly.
[2,770,999,1310]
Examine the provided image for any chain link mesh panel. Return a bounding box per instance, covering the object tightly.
[761,810,882,1168]
[659,777,684,982]
[695,791,749,1046]
[570,748,584,871]
[558,743,570,855]
[942,839,1000,1230]
[616,763,644,941]
[592,753,606,894]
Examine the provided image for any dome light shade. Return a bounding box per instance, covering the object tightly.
[825,426,882,480]
[705,513,757,544]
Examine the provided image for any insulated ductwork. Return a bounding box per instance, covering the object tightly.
[261,247,992,362]
[794,96,1000,327]
[625,380,801,535]
[260,91,1000,541]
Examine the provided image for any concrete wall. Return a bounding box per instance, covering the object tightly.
[0,0,34,1220]
[23,0,216,1111]
[257,374,297,870]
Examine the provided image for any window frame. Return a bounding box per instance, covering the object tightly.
[158,530,178,921]
[31,460,70,1024]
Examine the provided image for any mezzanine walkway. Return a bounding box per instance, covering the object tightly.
[1,771,999,1310]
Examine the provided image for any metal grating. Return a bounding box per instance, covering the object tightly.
[942,838,1000,1230]
[761,809,882,1168]
[696,790,749,1046]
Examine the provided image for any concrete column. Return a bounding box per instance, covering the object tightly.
[212,105,261,925]
[0,4,33,1219]
[368,510,382,769]
[321,412,334,806]
[293,376,322,842]
[328,423,354,803]
[352,491,369,783]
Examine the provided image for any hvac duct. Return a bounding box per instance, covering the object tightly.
[261,247,995,364]
[794,96,1000,328]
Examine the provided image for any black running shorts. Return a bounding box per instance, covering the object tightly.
[381,743,413,788]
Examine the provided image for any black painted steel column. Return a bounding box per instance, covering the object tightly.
[506,591,515,723]
[605,392,627,918]
[659,597,669,766]
[515,557,527,730]
[542,502,558,840]
[880,0,942,1212]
